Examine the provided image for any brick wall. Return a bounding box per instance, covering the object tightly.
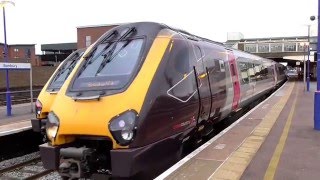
[0,44,36,66]
[77,25,118,49]
[0,66,57,89]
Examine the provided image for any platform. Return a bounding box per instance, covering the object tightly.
[156,81,320,180]
[0,103,33,137]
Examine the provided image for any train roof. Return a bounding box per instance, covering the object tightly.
[97,22,278,64]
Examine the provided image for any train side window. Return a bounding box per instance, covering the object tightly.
[170,39,192,74]
[261,65,268,79]
[193,45,206,76]
[219,60,225,72]
[254,64,262,81]
[238,62,249,84]
[247,63,255,81]
[278,66,284,75]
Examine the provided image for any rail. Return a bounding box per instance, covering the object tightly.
[0,156,53,179]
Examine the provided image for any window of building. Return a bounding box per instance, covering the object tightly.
[258,44,269,53]
[284,43,296,52]
[270,43,282,52]
[14,48,19,52]
[85,36,91,47]
[297,43,308,52]
[244,44,256,53]
[25,48,31,59]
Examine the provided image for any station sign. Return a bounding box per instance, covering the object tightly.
[0,62,31,70]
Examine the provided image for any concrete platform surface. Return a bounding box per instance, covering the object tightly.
[242,82,320,180]
[0,103,34,136]
[156,81,320,180]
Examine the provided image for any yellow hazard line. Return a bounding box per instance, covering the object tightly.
[208,82,295,180]
[264,84,299,180]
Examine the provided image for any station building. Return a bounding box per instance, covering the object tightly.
[225,33,318,79]
[35,24,118,66]
[39,42,77,66]
[0,43,36,65]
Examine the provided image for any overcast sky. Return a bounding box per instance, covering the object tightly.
[0,0,318,54]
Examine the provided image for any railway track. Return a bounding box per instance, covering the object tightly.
[0,156,53,180]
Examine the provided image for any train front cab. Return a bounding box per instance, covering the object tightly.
[39,24,187,179]
[31,49,86,133]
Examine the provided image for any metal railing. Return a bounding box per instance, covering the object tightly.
[0,89,42,106]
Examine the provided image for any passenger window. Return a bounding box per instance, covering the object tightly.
[170,39,192,74]
[193,45,206,78]
[247,63,255,81]
[219,60,225,72]
[238,62,249,84]
[254,64,262,81]
[260,65,268,79]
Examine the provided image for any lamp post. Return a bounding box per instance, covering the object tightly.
[307,25,311,92]
[300,42,308,89]
[0,0,14,116]
[313,8,320,130]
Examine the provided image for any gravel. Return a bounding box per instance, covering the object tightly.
[0,151,39,170]
[22,163,46,172]
[38,172,62,180]
[1,171,34,179]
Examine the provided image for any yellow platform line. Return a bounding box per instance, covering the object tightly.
[264,84,299,180]
[208,83,295,180]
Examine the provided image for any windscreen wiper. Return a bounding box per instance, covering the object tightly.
[83,30,118,60]
[77,30,118,77]
[52,53,81,81]
[63,56,82,80]
[95,27,136,75]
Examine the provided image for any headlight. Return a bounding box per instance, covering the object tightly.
[35,99,42,116]
[109,110,138,146]
[46,111,60,142]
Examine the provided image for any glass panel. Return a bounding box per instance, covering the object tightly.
[258,44,269,53]
[71,39,144,91]
[47,51,84,91]
[297,43,308,52]
[244,44,256,53]
[284,43,296,52]
[270,43,282,52]
[238,62,249,84]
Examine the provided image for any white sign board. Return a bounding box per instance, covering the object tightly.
[296,62,301,66]
[0,62,31,70]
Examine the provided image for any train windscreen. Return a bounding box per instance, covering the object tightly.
[70,38,144,91]
[47,50,84,92]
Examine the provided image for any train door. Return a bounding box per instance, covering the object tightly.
[228,52,240,111]
[192,44,211,125]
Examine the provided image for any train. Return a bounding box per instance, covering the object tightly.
[37,22,286,179]
[31,48,85,133]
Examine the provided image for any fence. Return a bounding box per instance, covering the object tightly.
[0,89,42,106]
